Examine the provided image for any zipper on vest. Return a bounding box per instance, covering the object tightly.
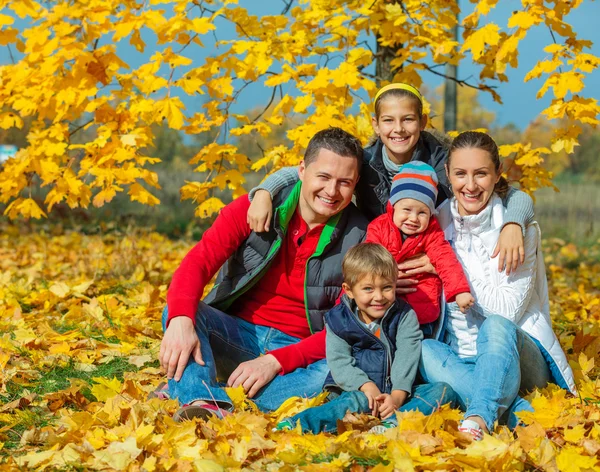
[353,309,393,393]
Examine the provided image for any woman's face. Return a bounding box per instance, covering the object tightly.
[447,147,500,216]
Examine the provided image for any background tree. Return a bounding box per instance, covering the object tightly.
[0,0,598,219]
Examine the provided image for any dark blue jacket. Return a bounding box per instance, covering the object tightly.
[323,297,415,394]
[355,132,452,221]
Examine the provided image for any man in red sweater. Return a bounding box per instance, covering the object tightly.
[159,128,368,420]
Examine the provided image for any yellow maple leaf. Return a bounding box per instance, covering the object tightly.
[507,11,540,30]
[0,112,23,129]
[556,446,598,472]
[0,27,18,46]
[128,182,160,206]
[155,97,186,129]
[17,198,47,219]
[0,13,14,26]
[129,29,145,53]
[195,197,225,218]
[90,377,122,401]
[191,17,216,35]
[461,23,501,60]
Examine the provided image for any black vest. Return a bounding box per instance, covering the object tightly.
[204,182,368,333]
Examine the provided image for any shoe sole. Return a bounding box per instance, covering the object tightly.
[173,405,221,422]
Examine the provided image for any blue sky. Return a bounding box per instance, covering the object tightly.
[1,0,598,130]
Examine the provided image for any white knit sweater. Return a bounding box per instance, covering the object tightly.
[444,196,539,357]
[437,195,576,394]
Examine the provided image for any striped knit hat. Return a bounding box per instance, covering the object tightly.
[389,161,438,213]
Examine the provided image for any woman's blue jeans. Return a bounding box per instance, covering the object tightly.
[286,382,458,434]
[162,303,328,412]
[419,315,551,431]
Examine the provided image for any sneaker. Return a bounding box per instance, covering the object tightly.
[369,420,396,434]
[272,419,294,432]
[147,382,170,401]
[458,419,484,441]
[173,402,231,422]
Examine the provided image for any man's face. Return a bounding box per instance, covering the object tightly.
[298,148,360,225]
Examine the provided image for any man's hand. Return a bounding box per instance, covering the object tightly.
[492,223,525,275]
[227,354,282,398]
[159,316,204,382]
[247,190,273,233]
[360,382,382,417]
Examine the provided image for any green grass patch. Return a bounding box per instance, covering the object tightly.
[0,407,55,452]
[5,357,140,401]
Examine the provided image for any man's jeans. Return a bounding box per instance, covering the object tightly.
[162,302,328,412]
[419,315,551,431]
[286,382,458,434]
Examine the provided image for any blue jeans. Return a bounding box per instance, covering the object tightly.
[162,303,329,412]
[286,382,458,434]
[419,315,551,431]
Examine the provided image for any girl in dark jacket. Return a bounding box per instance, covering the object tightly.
[247,83,534,280]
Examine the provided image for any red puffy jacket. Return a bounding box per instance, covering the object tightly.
[366,203,471,324]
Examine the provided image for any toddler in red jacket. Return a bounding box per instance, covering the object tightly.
[365,161,474,328]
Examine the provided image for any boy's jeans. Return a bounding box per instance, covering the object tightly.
[419,315,551,432]
[162,303,328,412]
[286,382,458,434]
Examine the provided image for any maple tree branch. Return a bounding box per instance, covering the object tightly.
[547,25,564,74]
[69,119,94,137]
[251,86,277,123]
[6,45,16,64]
[398,1,422,26]
[175,33,199,55]
[280,0,295,15]
[406,60,497,90]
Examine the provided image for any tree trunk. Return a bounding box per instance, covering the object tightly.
[444,14,459,132]
[375,37,396,87]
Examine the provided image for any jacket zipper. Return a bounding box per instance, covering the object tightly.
[348,300,394,393]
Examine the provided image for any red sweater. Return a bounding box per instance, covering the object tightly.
[366,203,471,324]
[167,195,326,374]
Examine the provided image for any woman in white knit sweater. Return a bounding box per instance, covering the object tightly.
[419,131,576,440]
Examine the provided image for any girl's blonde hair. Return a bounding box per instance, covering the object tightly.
[342,243,397,288]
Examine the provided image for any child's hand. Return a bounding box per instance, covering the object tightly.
[493,223,525,275]
[376,390,407,419]
[247,190,273,233]
[360,382,382,417]
[456,292,475,314]
[375,394,396,419]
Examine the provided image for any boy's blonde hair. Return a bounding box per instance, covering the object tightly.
[342,243,397,288]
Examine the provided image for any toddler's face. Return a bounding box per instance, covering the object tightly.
[392,198,431,235]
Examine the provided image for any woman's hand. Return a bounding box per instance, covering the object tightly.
[395,253,435,296]
[247,190,273,233]
[493,223,525,275]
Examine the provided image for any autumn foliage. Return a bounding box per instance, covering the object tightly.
[0,0,599,219]
[0,226,599,470]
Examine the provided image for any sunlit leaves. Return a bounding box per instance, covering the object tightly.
[0,0,598,219]
[0,228,599,467]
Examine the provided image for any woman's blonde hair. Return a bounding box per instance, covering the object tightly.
[342,243,397,288]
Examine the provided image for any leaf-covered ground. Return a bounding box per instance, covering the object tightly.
[1,226,600,471]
